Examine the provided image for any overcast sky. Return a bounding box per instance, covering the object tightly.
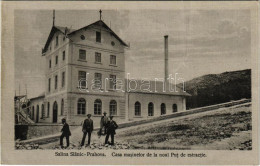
[15,9,251,98]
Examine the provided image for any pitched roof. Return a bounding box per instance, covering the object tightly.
[126,79,191,97]
[68,20,128,47]
[42,20,128,54]
[42,26,74,54]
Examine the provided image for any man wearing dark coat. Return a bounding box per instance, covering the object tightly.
[81,114,93,146]
[105,116,118,145]
[60,118,71,148]
[99,112,109,135]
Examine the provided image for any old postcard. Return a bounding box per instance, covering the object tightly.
[1,1,259,165]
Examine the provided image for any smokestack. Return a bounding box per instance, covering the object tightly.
[164,35,169,81]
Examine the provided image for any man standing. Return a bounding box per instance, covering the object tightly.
[60,118,71,148]
[99,112,109,135]
[105,116,118,145]
[81,114,93,146]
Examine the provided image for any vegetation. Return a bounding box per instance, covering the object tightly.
[182,69,251,109]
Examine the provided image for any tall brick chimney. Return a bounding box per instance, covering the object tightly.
[164,35,169,81]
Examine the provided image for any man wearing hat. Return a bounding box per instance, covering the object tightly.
[105,116,118,145]
[99,112,109,135]
[81,114,93,146]
[60,118,71,148]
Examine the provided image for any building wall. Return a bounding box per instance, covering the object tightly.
[127,93,186,120]
[66,93,126,126]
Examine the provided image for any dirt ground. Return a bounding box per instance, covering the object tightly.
[116,105,252,150]
[16,105,252,150]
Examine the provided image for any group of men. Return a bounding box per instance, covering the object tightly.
[60,112,118,148]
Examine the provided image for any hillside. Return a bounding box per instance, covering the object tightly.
[181,69,251,109]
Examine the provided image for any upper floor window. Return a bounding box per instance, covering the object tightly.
[63,51,65,61]
[62,72,65,87]
[79,49,86,60]
[110,55,116,65]
[56,36,59,46]
[94,73,102,88]
[109,74,116,90]
[48,78,51,92]
[55,55,58,65]
[96,31,101,43]
[49,59,51,68]
[95,52,101,63]
[78,71,87,87]
[55,75,58,89]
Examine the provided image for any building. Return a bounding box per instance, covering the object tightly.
[28,11,190,126]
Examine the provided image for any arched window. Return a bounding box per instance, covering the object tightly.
[77,98,86,114]
[161,103,166,115]
[148,102,154,116]
[47,102,50,117]
[53,101,58,123]
[173,104,178,112]
[36,105,40,123]
[41,104,44,118]
[32,106,35,120]
[135,102,141,116]
[109,100,117,115]
[94,99,102,115]
[61,99,64,115]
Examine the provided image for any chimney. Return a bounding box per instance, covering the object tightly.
[164,35,169,81]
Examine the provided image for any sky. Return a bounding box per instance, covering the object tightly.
[14,9,251,98]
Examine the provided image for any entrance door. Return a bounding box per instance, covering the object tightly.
[53,101,58,123]
[36,105,39,123]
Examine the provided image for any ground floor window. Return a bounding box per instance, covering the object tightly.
[61,99,64,115]
[77,98,86,114]
[173,104,178,112]
[109,100,117,115]
[41,104,44,118]
[148,102,154,116]
[161,103,166,115]
[135,101,141,116]
[94,99,102,115]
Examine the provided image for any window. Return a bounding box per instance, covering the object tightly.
[110,55,116,65]
[94,99,102,115]
[62,72,65,87]
[47,102,50,117]
[49,45,52,51]
[61,99,64,115]
[77,98,86,114]
[80,35,85,40]
[41,104,44,118]
[78,71,86,87]
[135,102,141,116]
[95,52,101,63]
[109,100,117,115]
[63,51,65,60]
[110,75,116,90]
[79,49,86,60]
[96,31,101,43]
[173,104,178,113]
[161,103,166,115]
[63,36,65,41]
[49,60,51,68]
[55,75,58,89]
[148,102,154,116]
[48,78,51,92]
[56,36,59,46]
[94,73,102,88]
[32,106,35,120]
[55,55,58,65]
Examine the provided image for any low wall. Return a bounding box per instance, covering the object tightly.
[15,124,78,140]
